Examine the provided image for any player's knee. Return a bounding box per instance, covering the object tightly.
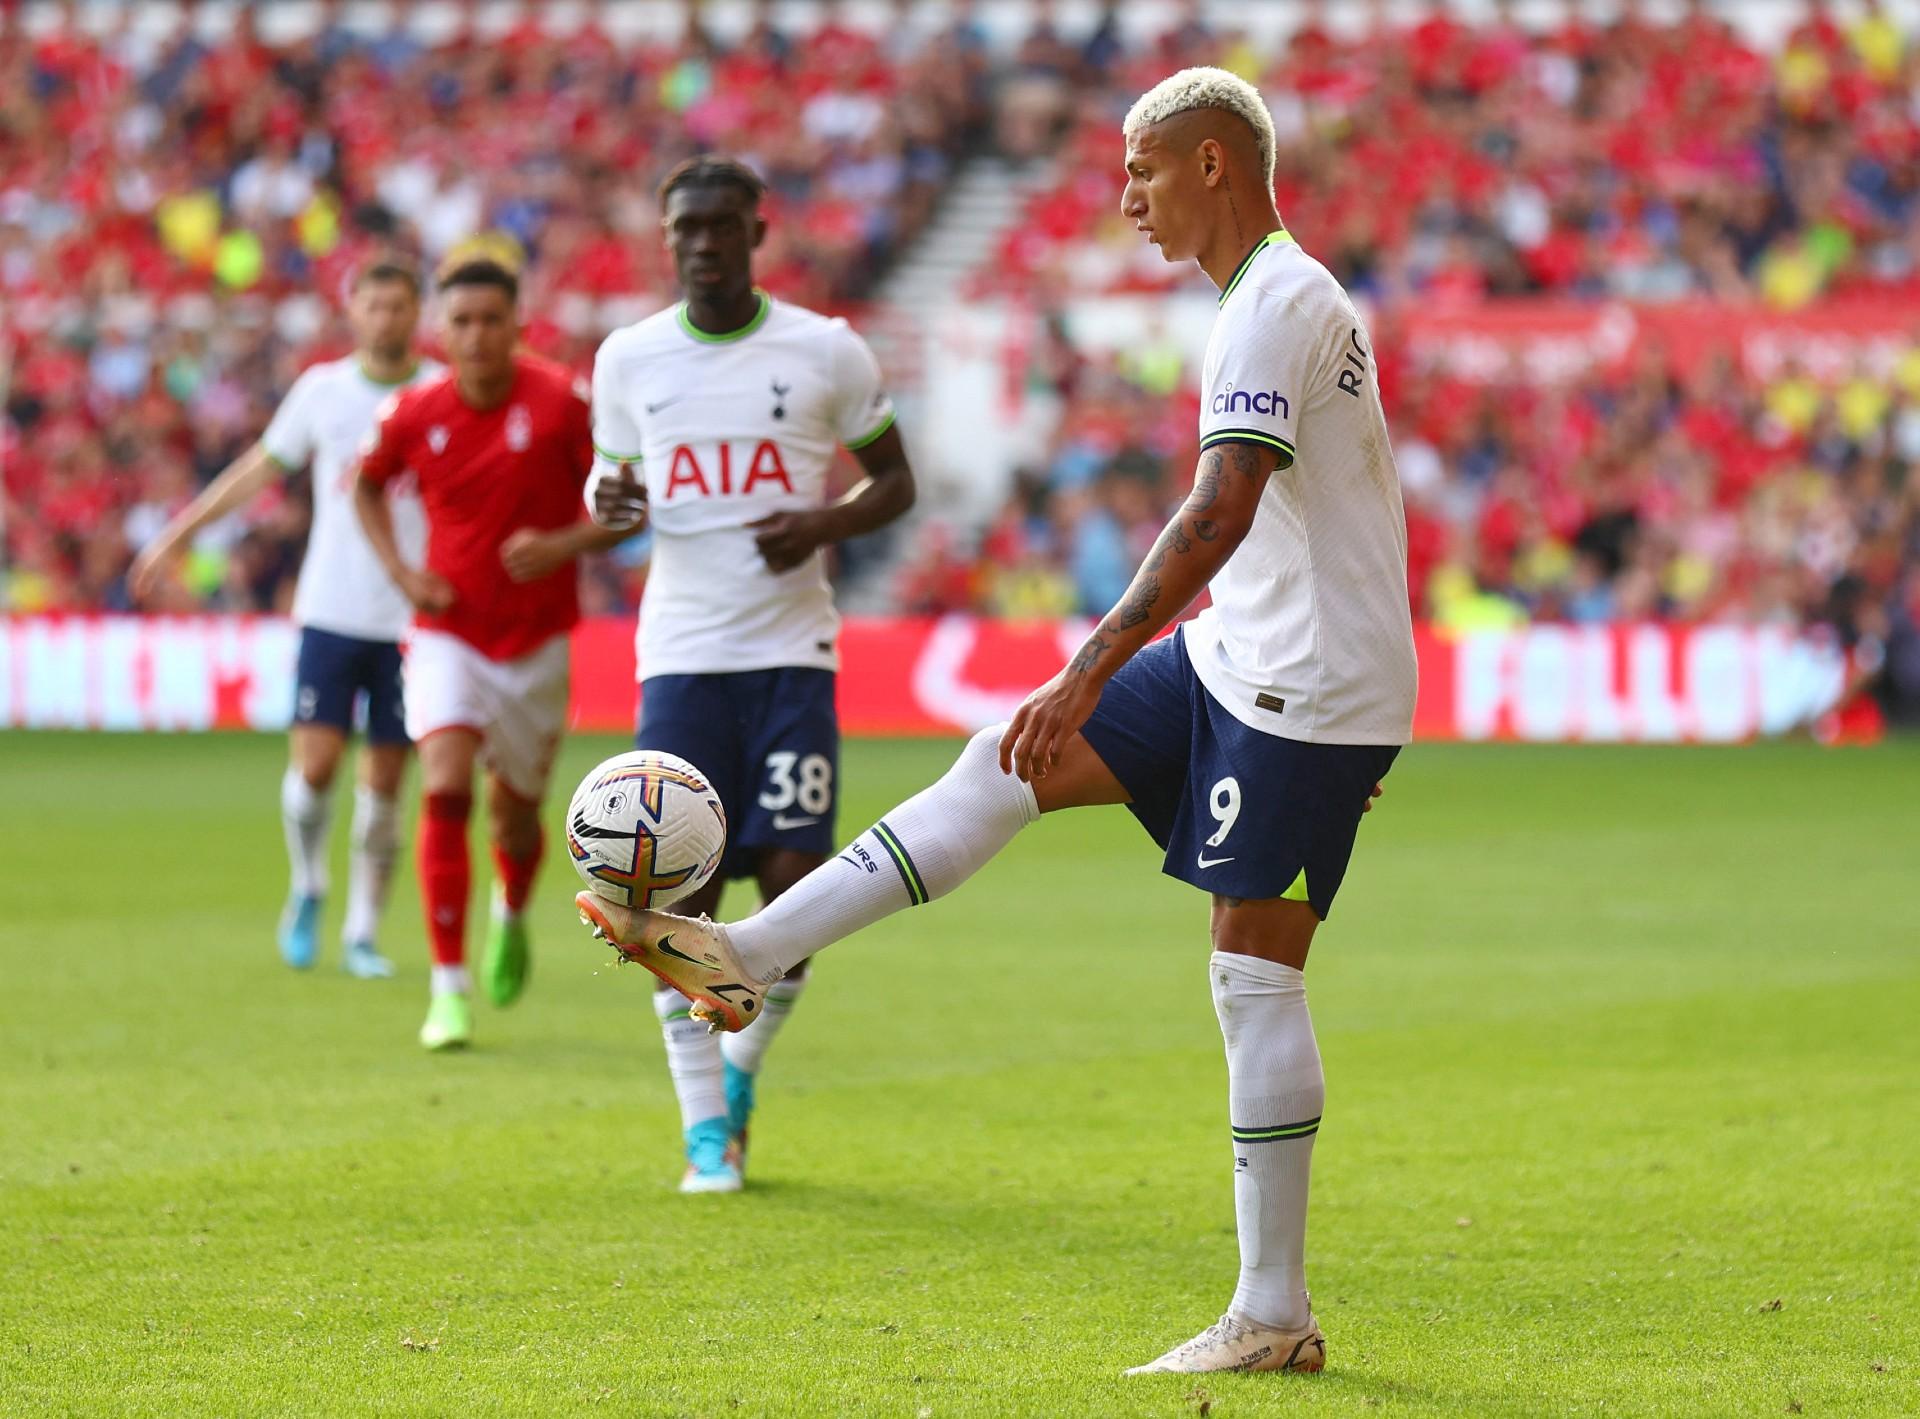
[1208,898,1318,967]
[293,747,339,791]
[487,788,540,853]
[362,747,408,798]
[956,723,1008,778]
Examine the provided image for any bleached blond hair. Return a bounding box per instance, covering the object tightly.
[1123,67,1276,187]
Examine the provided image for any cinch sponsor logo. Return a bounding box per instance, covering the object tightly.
[1210,384,1289,418]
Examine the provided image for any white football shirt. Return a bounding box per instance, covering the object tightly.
[1184,231,1417,744]
[259,355,439,642]
[587,293,896,679]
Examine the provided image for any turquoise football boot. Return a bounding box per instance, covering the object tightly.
[679,1116,743,1194]
[724,1060,756,1172]
[277,893,322,970]
[343,938,396,979]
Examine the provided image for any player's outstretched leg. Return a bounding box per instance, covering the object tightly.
[1128,947,1327,1376]
[577,895,765,1032]
[342,782,400,979]
[654,988,741,1193]
[579,726,1039,1028]
[278,765,332,969]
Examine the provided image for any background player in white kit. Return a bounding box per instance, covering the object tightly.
[586,157,917,1192]
[578,70,1413,1377]
[131,260,438,979]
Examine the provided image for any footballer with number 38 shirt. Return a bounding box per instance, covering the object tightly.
[584,157,918,1194]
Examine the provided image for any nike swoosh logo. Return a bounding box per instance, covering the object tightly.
[645,396,684,414]
[772,813,820,830]
[1196,853,1236,868]
[652,934,712,969]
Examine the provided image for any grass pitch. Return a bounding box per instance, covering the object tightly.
[2,732,1915,1417]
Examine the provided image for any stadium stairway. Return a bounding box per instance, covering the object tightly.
[875,156,1058,309]
[832,156,1059,612]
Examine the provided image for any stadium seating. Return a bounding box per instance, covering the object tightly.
[0,0,1914,687]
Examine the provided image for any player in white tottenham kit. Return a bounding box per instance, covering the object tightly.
[585,157,917,1193]
[577,70,1415,1375]
[132,260,439,979]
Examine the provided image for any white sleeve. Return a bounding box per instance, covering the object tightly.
[258,370,317,472]
[586,336,645,521]
[830,320,896,450]
[1197,292,1317,470]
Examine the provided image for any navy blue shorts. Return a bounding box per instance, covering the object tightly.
[636,667,839,879]
[1078,630,1399,918]
[293,626,408,744]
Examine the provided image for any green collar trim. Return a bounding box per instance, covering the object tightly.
[677,291,772,344]
[357,358,421,387]
[1218,229,1294,306]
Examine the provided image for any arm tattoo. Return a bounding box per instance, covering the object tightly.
[1115,574,1162,630]
[1142,518,1190,573]
[1193,519,1221,542]
[1191,449,1224,513]
[1067,631,1111,678]
[1228,442,1266,483]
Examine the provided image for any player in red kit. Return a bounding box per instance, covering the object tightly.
[354,258,637,1050]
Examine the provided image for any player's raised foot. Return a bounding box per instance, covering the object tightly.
[482,891,530,1007]
[342,938,396,979]
[724,1060,755,1170]
[1124,1314,1326,1376]
[418,992,473,1051]
[679,1117,743,1194]
[574,892,765,1033]
[277,892,322,970]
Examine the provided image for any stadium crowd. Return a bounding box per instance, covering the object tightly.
[987,0,1920,305]
[0,0,979,614]
[900,326,1919,638]
[1,0,1916,716]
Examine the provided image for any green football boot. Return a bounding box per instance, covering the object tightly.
[419,992,473,1051]
[481,891,530,1008]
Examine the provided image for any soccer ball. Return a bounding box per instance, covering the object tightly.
[566,750,727,910]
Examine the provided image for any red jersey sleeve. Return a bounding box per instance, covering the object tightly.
[356,390,414,488]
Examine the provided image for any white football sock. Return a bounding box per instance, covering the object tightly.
[728,725,1038,983]
[720,973,809,1076]
[1211,949,1323,1333]
[655,987,726,1131]
[430,963,470,996]
[343,785,400,945]
[281,767,332,898]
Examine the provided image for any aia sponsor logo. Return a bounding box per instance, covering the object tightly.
[1210,384,1289,418]
[506,405,532,451]
[663,440,793,500]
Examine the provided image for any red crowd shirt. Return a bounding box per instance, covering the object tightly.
[359,353,594,661]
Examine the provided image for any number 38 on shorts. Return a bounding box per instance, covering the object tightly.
[631,664,842,878]
[759,751,833,821]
